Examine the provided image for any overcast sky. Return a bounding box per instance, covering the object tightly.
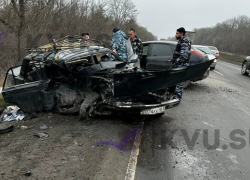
[132,0,250,39]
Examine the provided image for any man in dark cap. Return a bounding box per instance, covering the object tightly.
[110,27,128,60]
[82,32,90,40]
[172,27,191,101]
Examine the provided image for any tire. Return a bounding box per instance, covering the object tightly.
[79,92,101,120]
[241,62,249,76]
[183,80,191,89]
[210,67,215,70]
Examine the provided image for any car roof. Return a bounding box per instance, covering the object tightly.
[193,45,209,48]
[25,46,111,62]
[143,41,177,45]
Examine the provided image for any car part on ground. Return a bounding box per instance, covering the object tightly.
[0,106,28,122]
[0,125,14,135]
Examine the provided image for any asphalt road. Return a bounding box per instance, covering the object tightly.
[135,60,250,180]
[1,60,250,180]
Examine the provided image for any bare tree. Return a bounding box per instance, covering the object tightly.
[193,15,250,55]
[0,0,26,62]
[107,0,137,25]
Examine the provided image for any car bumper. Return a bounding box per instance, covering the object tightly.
[114,99,180,110]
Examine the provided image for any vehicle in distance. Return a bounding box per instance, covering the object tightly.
[241,56,250,76]
[193,45,217,70]
[208,46,220,59]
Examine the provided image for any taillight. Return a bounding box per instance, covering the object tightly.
[191,49,202,56]
[216,52,219,55]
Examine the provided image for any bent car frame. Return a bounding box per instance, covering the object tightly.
[1,36,214,119]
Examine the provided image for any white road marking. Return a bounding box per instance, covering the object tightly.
[125,123,144,180]
[214,70,224,76]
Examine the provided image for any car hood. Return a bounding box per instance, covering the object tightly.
[114,60,214,97]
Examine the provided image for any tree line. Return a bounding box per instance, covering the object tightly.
[194,15,250,55]
[167,15,250,55]
[0,0,157,82]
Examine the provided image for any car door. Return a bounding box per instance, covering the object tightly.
[146,43,173,71]
[2,62,53,112]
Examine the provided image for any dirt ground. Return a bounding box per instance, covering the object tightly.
[0,113,141,180]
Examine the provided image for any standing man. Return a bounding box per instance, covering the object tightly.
[110,27,128,61]
[172,27,191,101]
[127,28,143,62]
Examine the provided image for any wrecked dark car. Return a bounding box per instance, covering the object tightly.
[1,36,214,119]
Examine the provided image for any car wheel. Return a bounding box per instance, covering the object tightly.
[183,80,191,89]
[210,67,215,70]
[241,62,249,75]
[79,92,101,120]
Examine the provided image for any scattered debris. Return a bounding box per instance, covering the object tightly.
[25,171,32,177]
[0,125,14,135]
[40,124,48,130]
[21,126,28,130]
[1,106,28,122]
[79,157,85,162]
[34,132,49,138]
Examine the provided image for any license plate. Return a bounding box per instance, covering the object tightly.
[140,106,165,115]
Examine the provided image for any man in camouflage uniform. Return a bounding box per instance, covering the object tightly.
[110,27,128,61]
[172,27,191,101]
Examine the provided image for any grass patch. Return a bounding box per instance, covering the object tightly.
[220,52,247,65]
[0,93,9,109]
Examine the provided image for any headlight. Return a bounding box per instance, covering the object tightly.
[214,59,217,62]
